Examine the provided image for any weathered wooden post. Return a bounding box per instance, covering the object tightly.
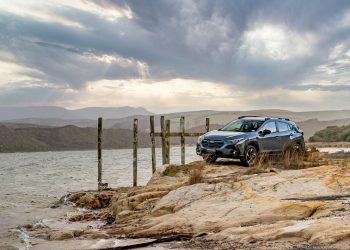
[133,118,138,187]
[180,116,185,165]
[160,116,166,165]
[206,117,210,132]
[165,119,170,164]
[150,116,156,173]
[97,117,103,191]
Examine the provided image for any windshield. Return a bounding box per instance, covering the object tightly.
[220,120,264,132]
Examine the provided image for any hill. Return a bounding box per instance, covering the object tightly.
[0,125,151,153]
[309,125,350,142]
[0,125,198,153]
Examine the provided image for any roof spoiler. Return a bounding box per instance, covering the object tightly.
[277,117,290,121]
[237,115,261,119]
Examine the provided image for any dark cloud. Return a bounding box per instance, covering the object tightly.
[0,0,350,99]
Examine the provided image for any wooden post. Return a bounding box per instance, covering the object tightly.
[160,116,166,165]
[97,117,102,191]
[206,118,210,132]
[180,116,185,165]
[133,118,138,187]
[150,116,156,173]
[165,119,170,164]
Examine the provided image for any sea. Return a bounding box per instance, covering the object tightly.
[0,146,201,249]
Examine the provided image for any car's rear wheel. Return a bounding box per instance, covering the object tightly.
[242,145,258,167]
[202,154,217,164]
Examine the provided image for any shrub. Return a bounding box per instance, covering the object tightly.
[188,169,203,185]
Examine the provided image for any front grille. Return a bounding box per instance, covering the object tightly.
[201,139,224,149]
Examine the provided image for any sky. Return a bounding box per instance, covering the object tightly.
[0,0,350,113]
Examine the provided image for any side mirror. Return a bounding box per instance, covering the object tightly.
[259,129,271,136]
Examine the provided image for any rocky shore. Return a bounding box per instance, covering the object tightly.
[17,160,350,249]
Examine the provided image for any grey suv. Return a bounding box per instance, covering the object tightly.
[196,116,305,166]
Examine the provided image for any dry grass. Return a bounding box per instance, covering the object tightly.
[163,161,205,177]
[283,148,305,169]
[255,153,272,169]
[188,169,204,185]
[252,147,350,170]
[250,148,306,171]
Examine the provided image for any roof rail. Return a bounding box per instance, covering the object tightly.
[238,115,262,119]
[277,117,290,121]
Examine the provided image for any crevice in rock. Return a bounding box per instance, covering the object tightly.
[284,194,350,201]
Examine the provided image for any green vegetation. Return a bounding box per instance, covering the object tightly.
[309,125,350,142]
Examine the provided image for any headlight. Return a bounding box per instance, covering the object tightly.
[227,138,244,144]
[197,135,205,142]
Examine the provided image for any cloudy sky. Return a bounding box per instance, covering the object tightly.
[0,0,350,113]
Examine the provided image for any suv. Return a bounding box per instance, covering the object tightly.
[196,116,305,166]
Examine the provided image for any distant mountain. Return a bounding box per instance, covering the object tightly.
[70,107,153,119]
[1,108,350,141]
[0,106,154,121]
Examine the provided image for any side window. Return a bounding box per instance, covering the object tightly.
[261,121,277,133]
[277,122,290,132]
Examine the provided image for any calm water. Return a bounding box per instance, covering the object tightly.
[0,146,201,248]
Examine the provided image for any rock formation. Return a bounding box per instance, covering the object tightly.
[26,161,350,249]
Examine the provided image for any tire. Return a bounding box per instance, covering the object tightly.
[202,154,217,164]
[242,145,259,167]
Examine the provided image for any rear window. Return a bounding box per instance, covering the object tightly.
[277,121,290,132]
[289,122,300,132]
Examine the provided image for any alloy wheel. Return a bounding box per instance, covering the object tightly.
[246,146,257,165]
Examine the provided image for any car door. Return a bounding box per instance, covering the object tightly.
[258,121,279,152]
[277,121,292,151]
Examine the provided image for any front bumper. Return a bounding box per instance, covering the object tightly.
[196,141,244,158]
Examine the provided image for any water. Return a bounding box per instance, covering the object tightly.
[0,146,201,248]
[318,147,350,153]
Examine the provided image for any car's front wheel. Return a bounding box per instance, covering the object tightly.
[241,145,258,167]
